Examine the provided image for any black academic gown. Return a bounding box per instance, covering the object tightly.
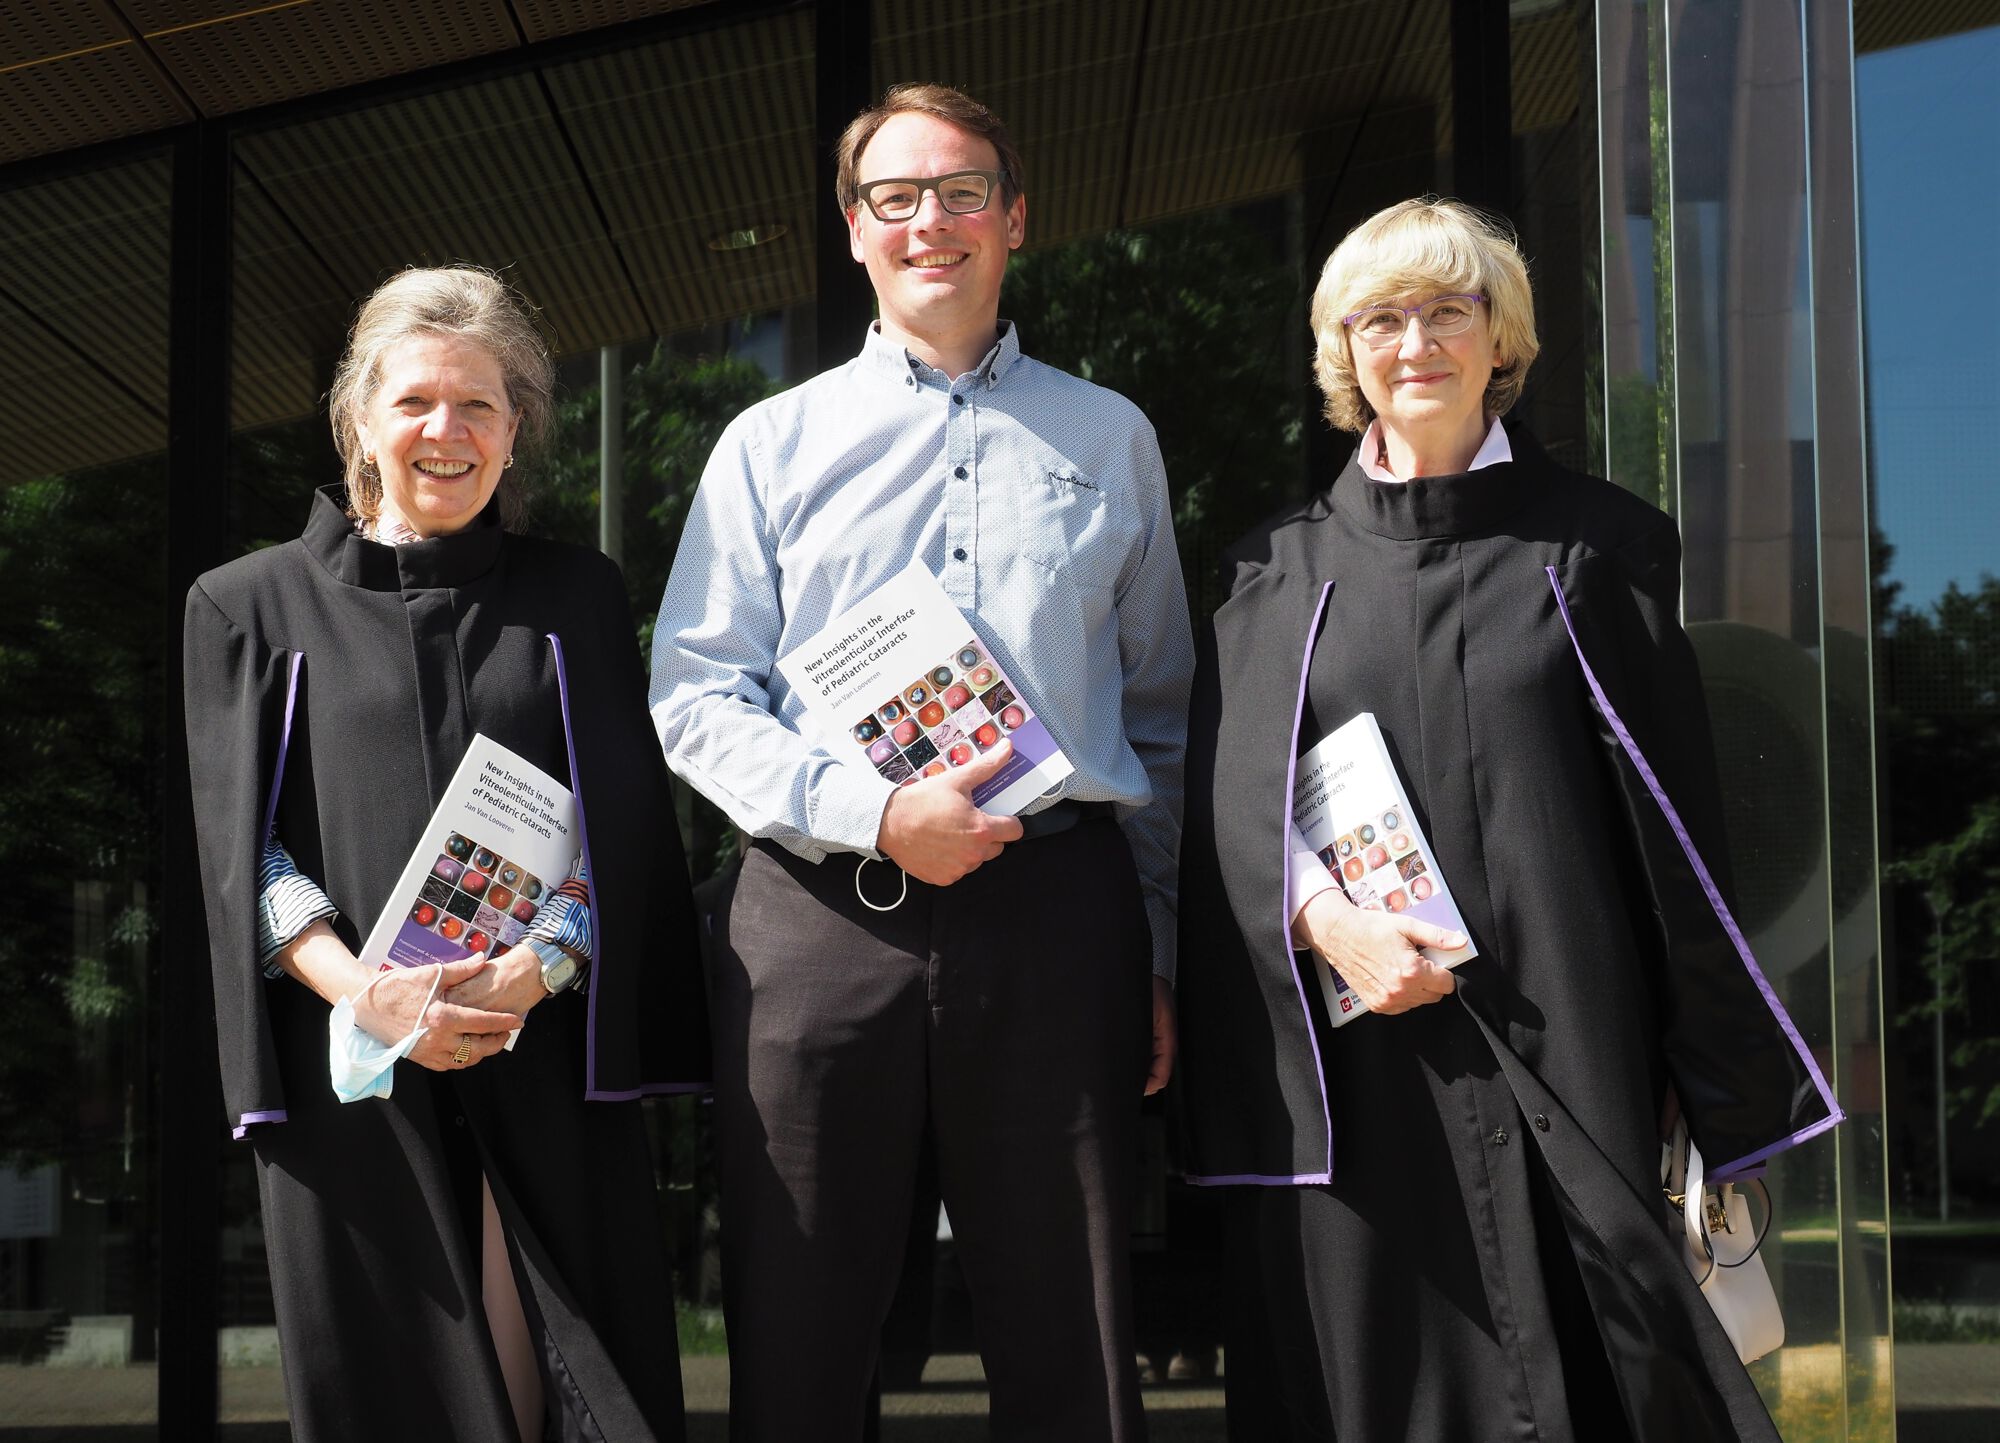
[1176,430,1841,1442]
[184,487,710,1442]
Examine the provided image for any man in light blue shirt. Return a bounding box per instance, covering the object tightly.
[650,82,1192,1441]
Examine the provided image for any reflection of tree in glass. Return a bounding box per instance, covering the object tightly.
[0,458,163,1353]
[0,462,161,1153]
[229,416,336,554]
[1604,372,1664,509]
[1879,556,2000,1146]
[537,345,777,661]
[1004,206,1307,618]
[536,347,776,892]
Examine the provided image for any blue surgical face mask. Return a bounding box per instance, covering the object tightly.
[327,966,443,1104]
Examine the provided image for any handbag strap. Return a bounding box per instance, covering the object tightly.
[1674,1127,1775,1285]
[1719,1176,1775,1269]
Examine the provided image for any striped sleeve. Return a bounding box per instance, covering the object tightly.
[521,852,592,962]
[256,837,338,976]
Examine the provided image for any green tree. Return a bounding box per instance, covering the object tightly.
[1005,207,1307,615]
[1879,572,2000,1154]
[0,461,162,1202]
[536,344,778,655]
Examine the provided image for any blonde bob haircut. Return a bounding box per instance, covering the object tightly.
[328,266,554,529]
[1309,197,1539,434]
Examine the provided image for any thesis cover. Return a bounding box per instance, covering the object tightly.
[1293,712,1477,1027]
[357,734,579,981]
[776,560,1073,815]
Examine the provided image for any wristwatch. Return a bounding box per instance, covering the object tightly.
[524,937,580,994]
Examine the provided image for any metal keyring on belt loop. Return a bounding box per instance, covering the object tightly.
[854,856,909,912]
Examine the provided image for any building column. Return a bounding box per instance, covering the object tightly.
[161,116,231,1438]
[600,345,624,567]
[814,0,875,373]
[1451,0,1513,215]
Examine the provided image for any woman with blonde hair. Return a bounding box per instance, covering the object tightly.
[1175,199,1839,1440]
[185,266,708,1440]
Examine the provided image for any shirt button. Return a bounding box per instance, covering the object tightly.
[1534,1114,1550,1132]
[953,394,965,406]
[952,547,967,562]
[953,466,967,479]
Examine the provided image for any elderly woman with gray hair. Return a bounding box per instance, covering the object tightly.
[1175,199,1840,1440]
[184,266,708,1441]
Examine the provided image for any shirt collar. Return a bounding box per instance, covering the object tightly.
[859,320,1023,390]
[1358,415,1512,482]
[356,511,427,546]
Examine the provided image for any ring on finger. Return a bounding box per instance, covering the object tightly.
[451,1036,473,1066]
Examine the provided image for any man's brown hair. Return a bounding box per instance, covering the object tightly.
[835,82,1025,214]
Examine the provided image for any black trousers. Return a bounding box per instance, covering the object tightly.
[711,819,1154,1442]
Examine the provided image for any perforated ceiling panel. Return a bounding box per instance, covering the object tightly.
[869,0,1463,246]
[0,35,193,161]
[1128,1,1450,229]
[0,157,173,480]
[234,67,654,359]
[139,0,521,118]
[1510,7,1581,136]
[513,0,715,45]
[0,0,723,164]
[0,0,1698,487]
[545,12,817,338]
[1,2,124,69]
[874,0,1146,248]
[8,0,1994,169]
[115,1,284,24]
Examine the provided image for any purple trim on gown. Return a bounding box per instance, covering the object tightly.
[1542,566,1842,1175]
[1187,582,1337,1187]
[237,650,304,1142]
[1184,565,1844,1186]
[547,632,705,1101]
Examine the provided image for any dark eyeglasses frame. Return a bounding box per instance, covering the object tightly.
[855,169,1004,223]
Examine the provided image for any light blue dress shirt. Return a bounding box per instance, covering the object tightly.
[649,323,1194,979]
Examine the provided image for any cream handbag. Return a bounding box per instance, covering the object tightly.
[1662,1119,1785,1364]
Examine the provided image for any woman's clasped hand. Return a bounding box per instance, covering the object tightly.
[1290,886,1466,1014]
[349,956,520,1070]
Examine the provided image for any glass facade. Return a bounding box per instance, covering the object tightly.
[0,152,172,1432]
[1859,18,2000,1443]
[0,1,1991,1436]
[1596,3,1895,1435]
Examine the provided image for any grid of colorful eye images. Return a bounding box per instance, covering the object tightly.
[410,833,546,957]
[848,639,1033,786]
[1317,807,1435,915]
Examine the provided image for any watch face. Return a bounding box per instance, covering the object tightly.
[542,953,578,992]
